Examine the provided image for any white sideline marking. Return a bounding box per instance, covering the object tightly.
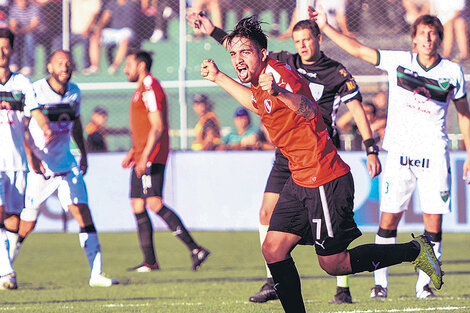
[317,306,468,313]
[0,303,467,312]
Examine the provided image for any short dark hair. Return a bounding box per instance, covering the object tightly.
[411,15,443,41]
[128,50,153,72]
[225,16,267,51]
[0,28,14,47]
[292,20,321,38]
[47,50,75,70]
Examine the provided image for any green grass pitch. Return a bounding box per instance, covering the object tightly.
[2,232,470,312]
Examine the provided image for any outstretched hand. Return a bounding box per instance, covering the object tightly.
[308,6,328,30]
[186,11,215,35]
[200,59,219,82]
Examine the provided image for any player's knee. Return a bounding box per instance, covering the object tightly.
[147,198,163,213]
[261,237,282,262]
[318,254,349,276]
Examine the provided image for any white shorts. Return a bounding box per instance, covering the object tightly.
[380,150,451,214]
[0,171,26,215]
[101,27,134,45]
[22,167,88,222]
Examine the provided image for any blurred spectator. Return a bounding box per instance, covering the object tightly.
[34,0,62,74]
[191,93,221,151]
[83,0,140,75]
[9,0,40,76]
[431,0,468,62]
[269,0,295,37]
[317,0,357,37]
[254,124,275,150]
[148,0,178,43]
[68,0,102,71]
[0,0,9,27]
[402,0,430,25]
[217,107,258,150]
[85,106,130,152]
[278,0,355,40]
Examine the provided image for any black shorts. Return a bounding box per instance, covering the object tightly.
[130,163,166,199]
[264,149,291,194]
[269,172,362,256]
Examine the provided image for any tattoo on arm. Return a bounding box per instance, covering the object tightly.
[295,96,317,120]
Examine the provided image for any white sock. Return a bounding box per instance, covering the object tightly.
[79,232,102,278]
[259,224,272,279]
[337,275,349,288]
[0,229,14,276]
[5,231,18,261]
[373,234,397,288]
[416,240,441,292]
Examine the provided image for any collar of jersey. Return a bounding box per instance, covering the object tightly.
[416,54,442,72]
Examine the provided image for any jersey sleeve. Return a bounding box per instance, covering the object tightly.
[453,64,467,100]
[142,76,162,113]
[335,64,362,103]
[23,76,39,118]
[377,50,411,73]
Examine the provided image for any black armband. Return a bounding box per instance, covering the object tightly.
[210,27,227,45]
[364,138,379,155]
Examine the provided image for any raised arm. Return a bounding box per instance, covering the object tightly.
[200,59,258,113]
[454,96,470,184]
[309,6,378,65]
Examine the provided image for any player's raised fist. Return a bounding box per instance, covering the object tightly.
[259,73,278,95]
[200,59,219,82]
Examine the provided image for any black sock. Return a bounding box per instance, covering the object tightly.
[349,241,420,274]
[267,258,306,313]
[18,235,25,244]
[157,206,198,251]
[134,211,157,265]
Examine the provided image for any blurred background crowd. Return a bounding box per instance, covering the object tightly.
[2,0,470,152]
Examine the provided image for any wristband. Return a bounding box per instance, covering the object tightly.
[210,27,227,45]
[364,138,379,155]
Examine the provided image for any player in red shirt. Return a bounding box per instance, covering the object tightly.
[122,50,210,272]
[200,17,443,313]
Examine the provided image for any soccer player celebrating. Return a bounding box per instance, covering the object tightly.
[122,50,210,272]
[15,50,119,288]
[200,16,443,313]
[187,11,381,304]
[0,28,51,290]
[311,7,470,299]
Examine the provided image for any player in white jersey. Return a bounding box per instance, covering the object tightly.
[311,9,470,298]
[0,28,51,290]
[14,50,119,288]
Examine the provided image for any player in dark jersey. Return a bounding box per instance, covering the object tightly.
[187,12,381,304]
[200,16,442,313]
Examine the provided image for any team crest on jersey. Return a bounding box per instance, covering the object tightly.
[264,99,273,113]
[440,190,450,202]
[438,78,450,90]
[11,90,23,102]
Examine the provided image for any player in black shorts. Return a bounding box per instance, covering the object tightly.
[187,13,382,304]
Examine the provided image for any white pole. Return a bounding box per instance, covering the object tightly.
[178,0,188,150]
[62,0,70,50]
